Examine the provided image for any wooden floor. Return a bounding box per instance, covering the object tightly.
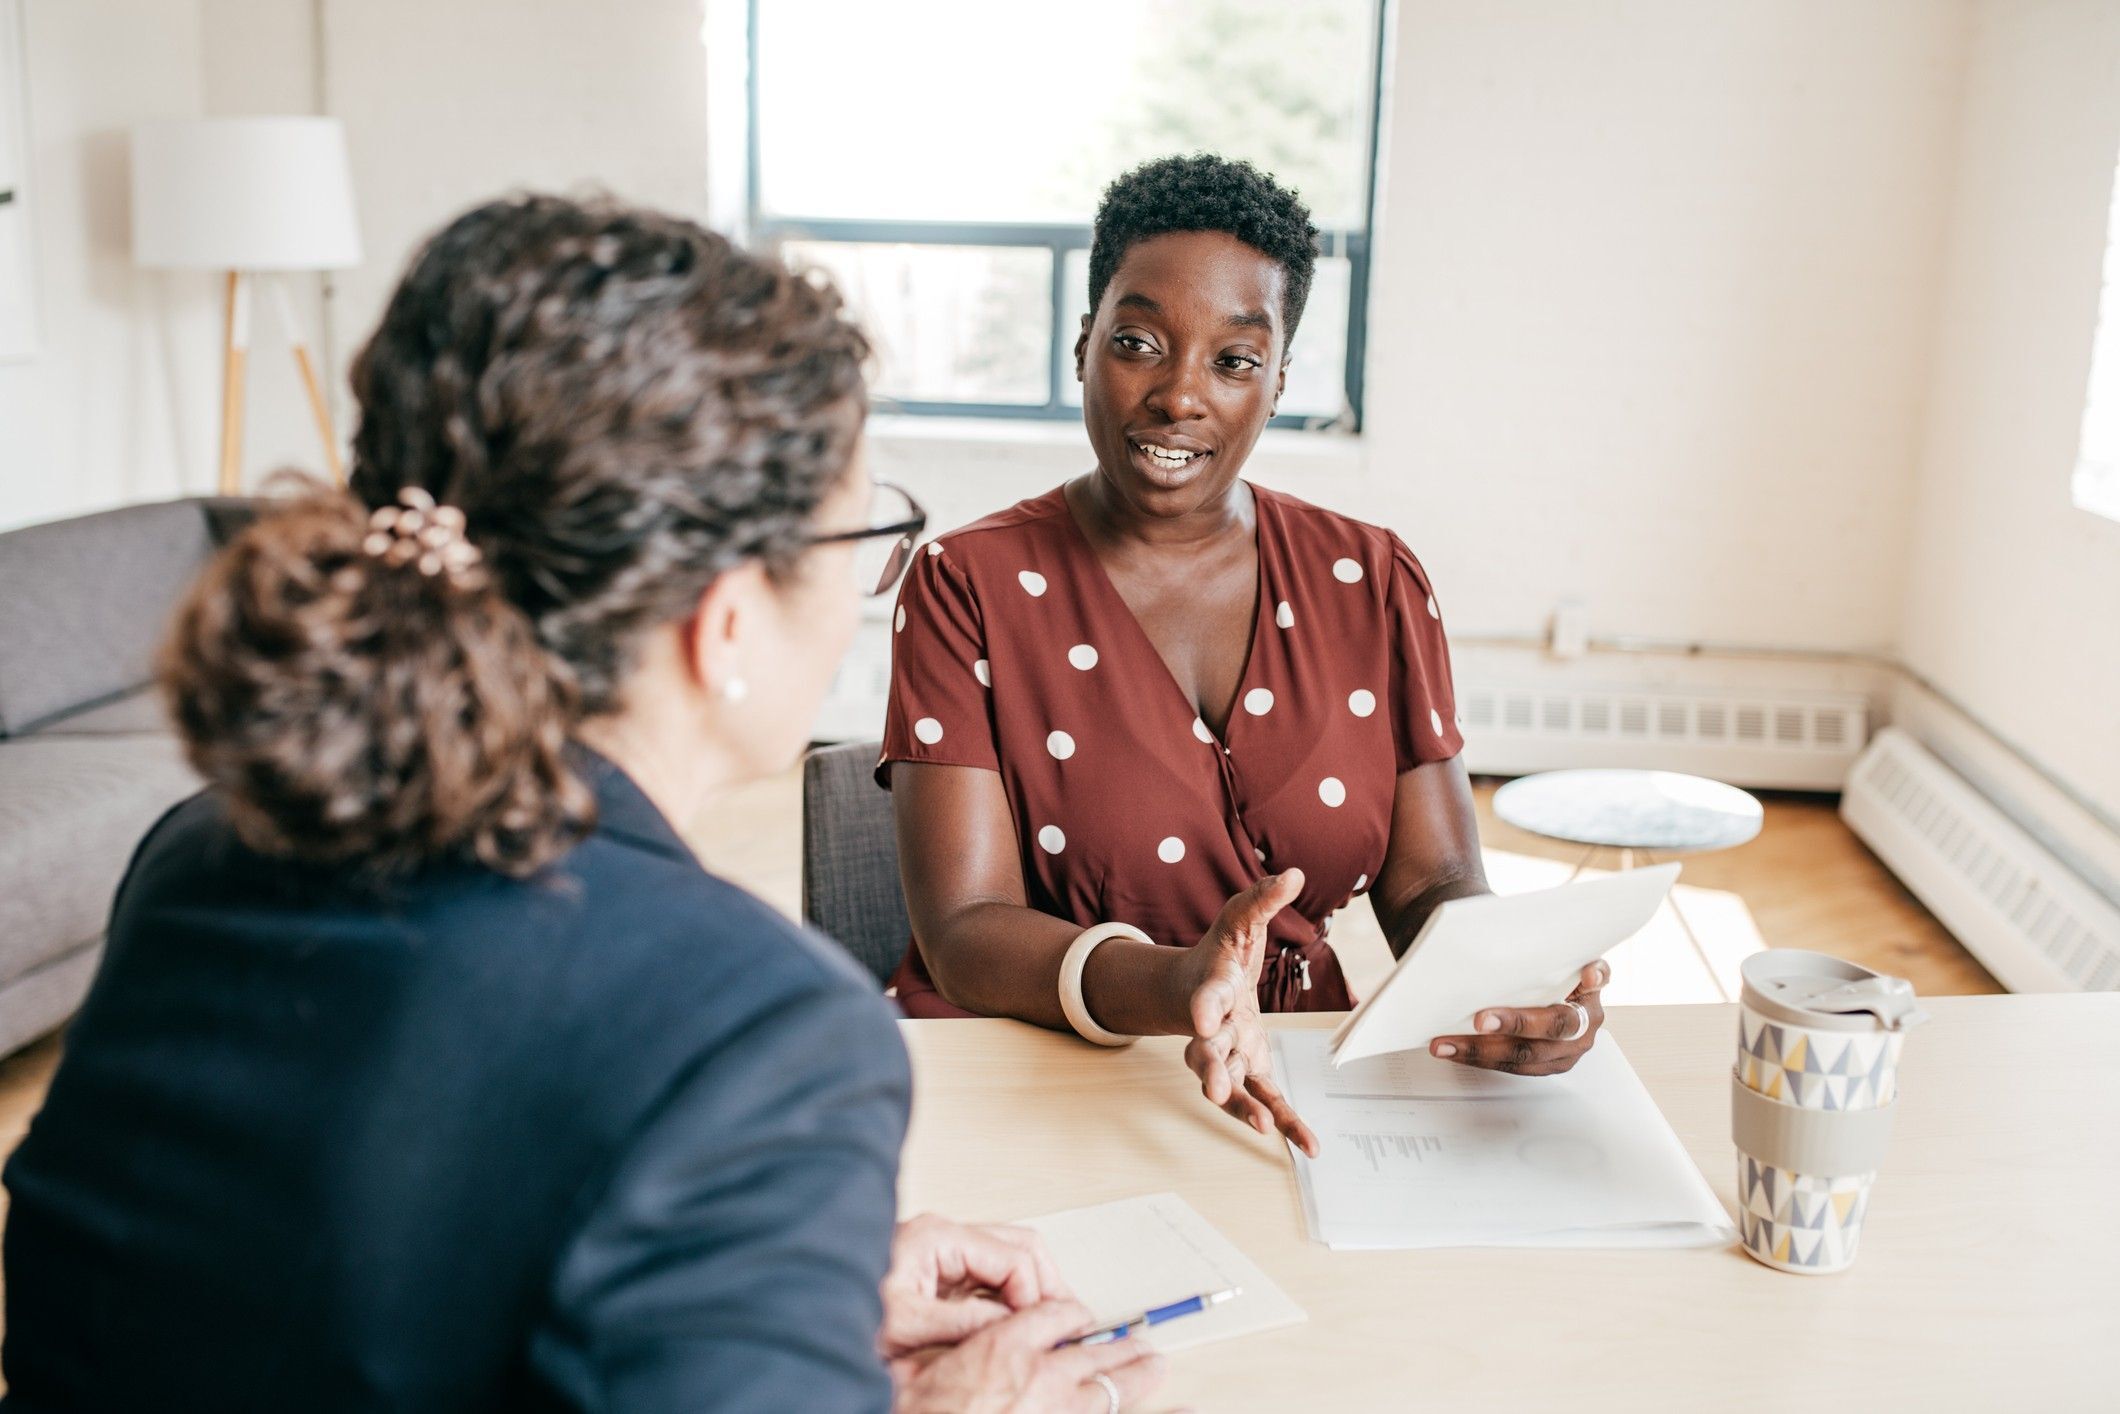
[0,773,1997,1304]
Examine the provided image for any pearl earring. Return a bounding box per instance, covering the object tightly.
[722,678,749,703]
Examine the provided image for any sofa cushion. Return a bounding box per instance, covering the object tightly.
[0,942,104,1057]
[35,687,172,737]
[0,500,216,736]
[0,734,200,986]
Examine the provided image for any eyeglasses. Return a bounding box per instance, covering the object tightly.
[804,480,928,598]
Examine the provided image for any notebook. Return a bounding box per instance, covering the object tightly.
[1015,1192,1306,1352]
[1330,863,1681,1065]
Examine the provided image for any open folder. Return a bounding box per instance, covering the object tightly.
[1330,863,1682,1065]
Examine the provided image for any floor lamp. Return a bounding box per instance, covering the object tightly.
[131,117,362,495]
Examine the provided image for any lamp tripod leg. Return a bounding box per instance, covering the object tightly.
[218,271,250,496]
[267,276,345,485]
[291,342,343,484]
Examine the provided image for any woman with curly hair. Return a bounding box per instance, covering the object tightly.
[882,155,1612,1151]
[1,194,1161,1414]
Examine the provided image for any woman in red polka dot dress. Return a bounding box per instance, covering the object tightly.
[879,157,1610,1151]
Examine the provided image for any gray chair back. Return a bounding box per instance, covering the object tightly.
[801,741,910,986]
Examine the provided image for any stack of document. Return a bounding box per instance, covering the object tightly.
[1273,1029,1735,1251]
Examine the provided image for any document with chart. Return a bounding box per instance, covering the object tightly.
[1272,1028,1734,1251]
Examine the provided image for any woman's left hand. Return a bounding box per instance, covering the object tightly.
[878,1215,1072,1359]
[1429,960,1609,1076]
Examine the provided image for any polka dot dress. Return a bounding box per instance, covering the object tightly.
[878,483,1464,1017]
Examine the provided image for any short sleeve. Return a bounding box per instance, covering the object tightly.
[1385,534,1465,772]
[877,544,1000,788]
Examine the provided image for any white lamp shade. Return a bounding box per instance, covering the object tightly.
[131,117,361,271]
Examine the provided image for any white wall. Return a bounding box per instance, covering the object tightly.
[0,0,716,529]
[0,0,219,532]
[1899,0,2120,823]
[1361,0,1969,649]
[319,0,714,385]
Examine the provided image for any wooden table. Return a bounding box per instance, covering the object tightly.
[899,996,2118,1411]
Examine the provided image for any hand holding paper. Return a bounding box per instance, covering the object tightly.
[1331,864,1679,1066]
[1430,958,1610,1076]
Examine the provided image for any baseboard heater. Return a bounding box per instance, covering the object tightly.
[1457,683,1868,791]
[1840,728,2120,993]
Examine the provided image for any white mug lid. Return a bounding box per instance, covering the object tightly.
[1739,950,1929,1033]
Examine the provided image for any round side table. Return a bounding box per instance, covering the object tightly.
[1492,768,1764,1002]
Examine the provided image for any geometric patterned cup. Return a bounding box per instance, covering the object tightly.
[1732,950,1927,1275]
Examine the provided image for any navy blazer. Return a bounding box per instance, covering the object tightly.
[2,754,910,1412]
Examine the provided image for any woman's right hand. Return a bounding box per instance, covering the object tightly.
[891,1300,1167,1413]
[1173,870,1319,1157]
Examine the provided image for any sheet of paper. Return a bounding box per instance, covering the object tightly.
[1016,1192,1306,1352]
[1275,1028,1735,1251]
[1330,863,1681,1065]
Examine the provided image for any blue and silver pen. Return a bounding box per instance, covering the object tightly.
[1059,1287,1242,1347]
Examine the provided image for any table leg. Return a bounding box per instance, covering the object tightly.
[1564,843,1600,883]
[1640,849,1733,1004]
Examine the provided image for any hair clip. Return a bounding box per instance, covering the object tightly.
[361,486,485,588]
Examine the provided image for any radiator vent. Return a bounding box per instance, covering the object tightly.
[1459,683,1868,791]
[1841,728,2120,993]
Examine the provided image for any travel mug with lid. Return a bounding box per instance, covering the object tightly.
[1732,949,1928,1274]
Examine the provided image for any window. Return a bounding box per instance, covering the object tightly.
[2074,149,2120,523]
[745,0,1386,430]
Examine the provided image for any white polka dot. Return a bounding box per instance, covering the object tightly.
[1255,847,1267,863]
[1353,873,1368,892]
[914,717,944,744]
[1243,688,1275,716]
[1348,689,1377,718]
[1275,600,1294,629]
[1038,825,1066,854]
[1333,557,1364,584]
[927,541,945,557]
[1427,594,1440,619]
[1018,570,1047,597]
[1319,776,1347,807]
[1067,643,1099,671]
[895,605,906,633]
[1192,716,1214,744]
[1046,730,1075,761]
[1157,836,1186,864]
[1431,708,1446,736]
[974,659,990,687]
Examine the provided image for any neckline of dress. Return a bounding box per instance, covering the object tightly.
[1052,477,1273,747]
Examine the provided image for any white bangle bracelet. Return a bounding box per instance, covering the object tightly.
[1058,922,1153,1047]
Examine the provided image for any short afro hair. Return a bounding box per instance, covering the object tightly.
[1087,154,1320,351]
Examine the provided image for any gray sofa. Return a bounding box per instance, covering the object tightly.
[0,498,252,1058]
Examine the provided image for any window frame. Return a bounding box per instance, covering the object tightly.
[741,0,1388,433]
